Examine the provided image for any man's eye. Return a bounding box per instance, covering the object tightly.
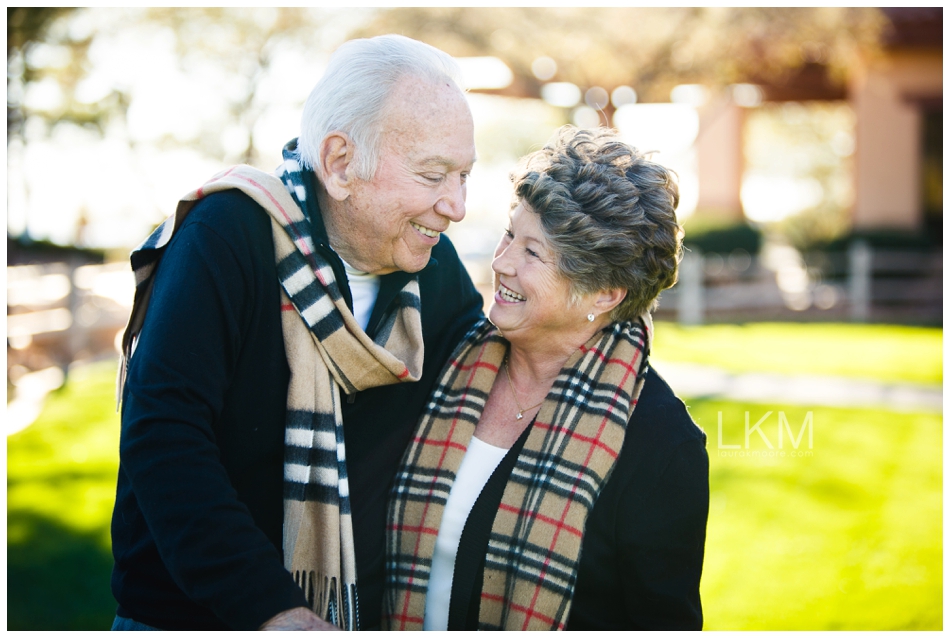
[423,174,445,183]
[460,172,470,183]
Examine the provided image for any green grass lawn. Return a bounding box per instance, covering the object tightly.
[7,322,944,629]
[689,398,942,630]
[7,360,121,631]
[653,322,942,385]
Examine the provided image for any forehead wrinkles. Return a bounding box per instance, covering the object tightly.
[382,78,465,133]
[511,208,554,258]
[380,78,473,163]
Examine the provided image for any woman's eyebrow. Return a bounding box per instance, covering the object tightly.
[522,233,548,251]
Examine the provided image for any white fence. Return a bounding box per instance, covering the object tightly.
[658,242,942,325]
[7,261,134,377]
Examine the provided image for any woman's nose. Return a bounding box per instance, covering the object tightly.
[491,244,515,276]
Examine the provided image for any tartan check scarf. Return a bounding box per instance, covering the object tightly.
[384,314,651,631]
[117,145,424,631]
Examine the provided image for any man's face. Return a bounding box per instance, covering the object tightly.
[338,75,477,275]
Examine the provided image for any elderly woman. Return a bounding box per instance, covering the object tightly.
[384,127,709,631]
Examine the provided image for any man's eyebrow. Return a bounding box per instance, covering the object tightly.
[417,154,478,168]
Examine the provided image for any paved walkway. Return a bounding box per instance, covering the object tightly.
[7,366,67,436]
[652,359,943,413]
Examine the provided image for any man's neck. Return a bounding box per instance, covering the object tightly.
[315,183,367,271]
[313,180,339,245]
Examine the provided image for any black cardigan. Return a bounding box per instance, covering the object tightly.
[447,366,709,630]
[111,187,483,630]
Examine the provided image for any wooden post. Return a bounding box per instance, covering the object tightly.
[848,240,872,322]
[678,250,704,325]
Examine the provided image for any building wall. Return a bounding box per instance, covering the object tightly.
[849,50,943,230]
[696,95,744,220]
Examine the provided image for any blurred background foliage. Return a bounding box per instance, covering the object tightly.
[10,7,885,136]
[746,102,856,252]
[7,6,888,250]
[8,7,362,163]
[351,7,884,101]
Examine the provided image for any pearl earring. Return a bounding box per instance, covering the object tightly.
[587,313,595,322]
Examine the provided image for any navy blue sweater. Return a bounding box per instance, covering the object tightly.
[111,187,483,630]
[566,367,708,629]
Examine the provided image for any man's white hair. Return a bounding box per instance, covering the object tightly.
[297,34,465,180]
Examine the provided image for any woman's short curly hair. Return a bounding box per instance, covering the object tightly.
[512,125,684,321]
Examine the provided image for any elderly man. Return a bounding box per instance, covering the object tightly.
[111,35,482,631]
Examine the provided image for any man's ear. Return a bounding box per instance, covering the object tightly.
[318,132,355,202]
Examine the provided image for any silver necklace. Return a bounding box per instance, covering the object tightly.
[503,357,545,420]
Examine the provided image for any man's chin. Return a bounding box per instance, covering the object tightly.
[394,251,434,274]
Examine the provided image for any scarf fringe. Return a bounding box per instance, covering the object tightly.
[295,570,335,624]
[293,570,359,631]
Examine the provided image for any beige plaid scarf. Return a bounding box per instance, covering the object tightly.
[384,315,651,630]
[118,161,424,630]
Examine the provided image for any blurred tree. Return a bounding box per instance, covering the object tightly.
[6,7,365,246]
[353,7,885,104]
[8,7,127,143]
[140,7,363,164]
[754,103,856,251]
[7,8,364,162]
[7,7,891,249]
[8,7,887,164]
[8,8,130,244]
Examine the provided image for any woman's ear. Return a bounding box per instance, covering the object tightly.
[318,132,355,202]
[593,288,627,316]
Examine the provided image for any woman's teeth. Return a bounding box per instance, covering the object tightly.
[499,284,526,303]
[410,222,439,238]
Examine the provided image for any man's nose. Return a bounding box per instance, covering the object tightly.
[435,178,466,223]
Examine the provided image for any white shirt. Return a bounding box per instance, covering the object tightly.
[340,258,380,331]
[423,437,508,631]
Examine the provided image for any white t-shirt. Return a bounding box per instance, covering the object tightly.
[340,258,380,331]
[423,437,508,631]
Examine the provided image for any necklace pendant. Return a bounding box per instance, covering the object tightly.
[516,412,524,420]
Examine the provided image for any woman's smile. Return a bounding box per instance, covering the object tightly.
[497,282,526,303]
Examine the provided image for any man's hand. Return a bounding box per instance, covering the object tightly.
[259,607,340,631]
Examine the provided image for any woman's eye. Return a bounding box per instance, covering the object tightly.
[526,248,540,258]
[504,228,514,239]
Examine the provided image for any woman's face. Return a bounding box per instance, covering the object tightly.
[489,202,593,347]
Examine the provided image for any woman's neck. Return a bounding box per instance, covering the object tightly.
[505,346,568,388]
[504,318,610,385]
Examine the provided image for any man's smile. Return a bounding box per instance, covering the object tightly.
[410,221,440,238]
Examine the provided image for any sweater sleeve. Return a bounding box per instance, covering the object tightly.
[430,235,485,357]
[118,211,308,629]
[614,437,710,629]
